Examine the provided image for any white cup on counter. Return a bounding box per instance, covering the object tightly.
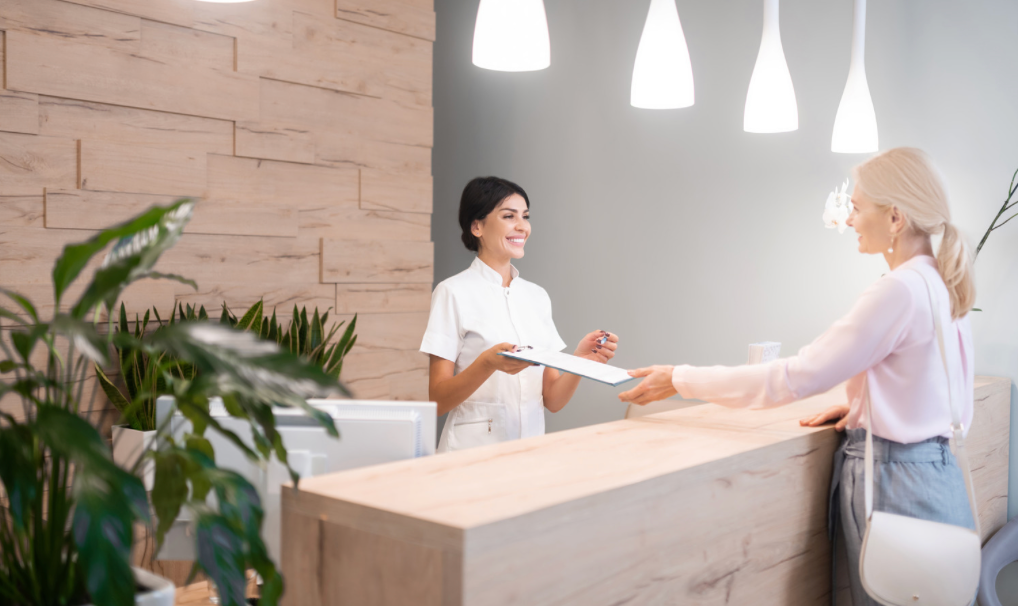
[747,341,782,364]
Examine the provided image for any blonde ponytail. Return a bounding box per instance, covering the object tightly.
[937,222,976,318]
[853,147,976,319]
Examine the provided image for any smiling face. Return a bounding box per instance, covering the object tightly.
[846,188,896,254]
[472,193,530,261]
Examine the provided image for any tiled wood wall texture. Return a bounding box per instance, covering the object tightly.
[0,0,435,418]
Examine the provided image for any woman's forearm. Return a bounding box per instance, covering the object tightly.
[430,357,496,416]
[543,368,581,413]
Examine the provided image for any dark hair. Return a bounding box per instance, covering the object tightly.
[458,176,530,252]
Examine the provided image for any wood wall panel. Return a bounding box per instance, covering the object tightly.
[0,196,44,228]
[335,0,437,42]
[38,97,233,156]
[333,284,431,314]
[321,240,433,284]
[332,313,429,352]
[0,0,434,486]
[0,132,77,196]
[61,0,197,32]
[316,136,431,176]
[0,90,39,135]
[298,208,430,241]
[0,41,40,137]
[208,154,358,214]
[361,170,432,214]
[44,190,277,240]
[5,31,259,122]
[235,121,315,165]
[0,279,177,327]
[0,0,141,53]
[156,234,321,286]
[45,190,180,231]
[290,11,431,106]
[341,349,429,400]
[79,140,206,196]
[0,227,99,285]
[259,77,433,149]
[139,19,235,72]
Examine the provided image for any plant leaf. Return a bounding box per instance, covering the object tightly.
[309,308,323,355]
[195,511,247,606]
[0,424,39,530]
[56,199,193,309]
[51,314,108,365]
[10,323,48,364]
[177,398,259,461]
[0,303,28,326]
[267,307,278,343]
[151,450,189,547]
[1,289,38,323]
[95,364,131,417]
[68,200,195,318]
[73,473,136,606]
[148,271,198,292]
[235,300,263,333]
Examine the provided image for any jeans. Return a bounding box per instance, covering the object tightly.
[829,428,975,606]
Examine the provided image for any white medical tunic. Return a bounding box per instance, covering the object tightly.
[421,257,567,453]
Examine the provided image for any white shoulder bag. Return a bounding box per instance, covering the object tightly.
[859,268,981,606]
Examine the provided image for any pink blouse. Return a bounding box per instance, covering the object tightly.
[671,256,974,443]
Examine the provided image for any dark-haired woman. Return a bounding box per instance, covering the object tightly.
[420,177,619,453]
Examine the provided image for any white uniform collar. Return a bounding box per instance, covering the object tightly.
[470,256,519,287]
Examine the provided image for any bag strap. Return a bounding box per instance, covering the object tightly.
[863,266,980,536]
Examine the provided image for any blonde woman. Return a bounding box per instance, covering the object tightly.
[619,148,976,606]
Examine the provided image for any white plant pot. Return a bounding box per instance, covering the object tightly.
[112,426,156,490]
[85,567,175,606]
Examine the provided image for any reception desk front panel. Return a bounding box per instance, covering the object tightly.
[281,377,1010,606]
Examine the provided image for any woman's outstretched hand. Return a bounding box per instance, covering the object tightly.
[618,365,676,405]
[799,404,851,431]
[574,330,618,364]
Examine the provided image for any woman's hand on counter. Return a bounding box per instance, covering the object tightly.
[482,343,536,376]
[574,330,618,364]
[618,366,677,405]
[799,405,851,431]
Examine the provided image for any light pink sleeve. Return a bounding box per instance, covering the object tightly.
[671,276,914,409]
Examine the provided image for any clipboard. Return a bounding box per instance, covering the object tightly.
[498,348,635,386]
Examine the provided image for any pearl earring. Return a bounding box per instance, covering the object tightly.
[888,234,896,253]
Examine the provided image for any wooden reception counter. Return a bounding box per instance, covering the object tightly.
[281,377,1011,606]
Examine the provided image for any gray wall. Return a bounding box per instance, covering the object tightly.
[432,0,1018,517]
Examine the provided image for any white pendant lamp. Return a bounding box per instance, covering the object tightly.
[831,0,878,153]
[472,0,551,72]
[743,0,798,133]
[631,0,694,109]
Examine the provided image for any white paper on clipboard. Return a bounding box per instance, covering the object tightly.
[498,348,635,386]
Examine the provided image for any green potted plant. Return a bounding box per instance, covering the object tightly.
[220,301,357,382]
[0,199,348,606]
[97,301,356,491]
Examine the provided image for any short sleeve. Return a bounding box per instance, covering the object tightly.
[420,282,462,362]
